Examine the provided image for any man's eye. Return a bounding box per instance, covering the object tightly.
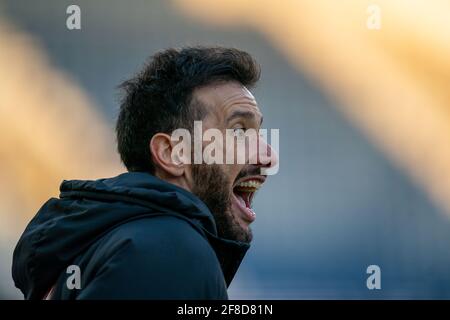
[233,128,246,136]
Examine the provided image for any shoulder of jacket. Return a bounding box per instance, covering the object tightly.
[94,215,219,268]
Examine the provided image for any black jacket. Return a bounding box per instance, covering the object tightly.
[12,172,249,299]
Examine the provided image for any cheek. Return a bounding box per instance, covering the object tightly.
[224,164,244,184]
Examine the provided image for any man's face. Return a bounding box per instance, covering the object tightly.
[188,81,275,243]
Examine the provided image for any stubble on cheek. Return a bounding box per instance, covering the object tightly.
[191,164,252,243]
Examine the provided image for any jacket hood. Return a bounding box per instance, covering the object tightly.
[12,172,250,299]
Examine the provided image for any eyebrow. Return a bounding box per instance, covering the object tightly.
[226,110,263,126]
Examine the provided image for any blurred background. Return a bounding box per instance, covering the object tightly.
[1,0,450,299]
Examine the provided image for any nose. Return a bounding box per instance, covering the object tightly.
[258,136,278,168]
[247,132,279,175]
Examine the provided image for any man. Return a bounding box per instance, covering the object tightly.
[12,46,277,299]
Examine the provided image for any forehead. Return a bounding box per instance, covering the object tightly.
[193,81,260,117]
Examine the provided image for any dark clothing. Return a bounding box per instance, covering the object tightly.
[12,172,249,299]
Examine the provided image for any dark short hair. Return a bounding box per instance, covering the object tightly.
[116,46,261,173]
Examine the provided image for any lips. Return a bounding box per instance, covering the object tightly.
[232,177,265,223]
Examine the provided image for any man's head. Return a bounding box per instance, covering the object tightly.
[116,47,277,243]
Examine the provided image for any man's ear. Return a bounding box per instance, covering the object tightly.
[150,133,184,177]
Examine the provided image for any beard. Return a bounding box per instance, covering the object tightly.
[191,163,253,243]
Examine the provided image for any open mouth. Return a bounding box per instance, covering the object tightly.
[232,177,264,223]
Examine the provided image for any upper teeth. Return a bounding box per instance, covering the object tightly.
[236,180,262,189]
